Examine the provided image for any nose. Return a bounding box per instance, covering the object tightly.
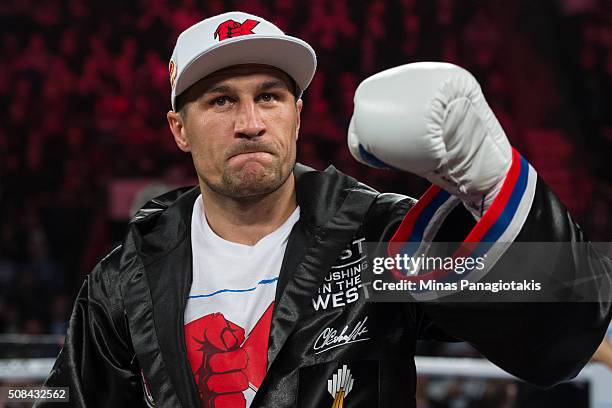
[234,101,265,139]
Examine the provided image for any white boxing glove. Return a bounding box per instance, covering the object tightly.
[348,62,512,218]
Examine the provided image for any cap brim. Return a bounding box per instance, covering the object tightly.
[174,35,317,107]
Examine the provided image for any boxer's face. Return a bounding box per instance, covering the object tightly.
[167,65,302,198]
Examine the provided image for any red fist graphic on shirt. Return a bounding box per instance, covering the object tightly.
[186,313,249,408]
[185,304,274,407]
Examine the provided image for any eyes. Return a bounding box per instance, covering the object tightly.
[211,96,232,107]
[259,93,275,103]
[209,93,278,107]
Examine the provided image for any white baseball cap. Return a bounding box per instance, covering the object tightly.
[168,11,317,111]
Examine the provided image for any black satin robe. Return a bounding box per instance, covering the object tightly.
[36,163,612,407]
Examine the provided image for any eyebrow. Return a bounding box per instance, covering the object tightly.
[256,80,289,93]
[205,84,232,95]
[204,80,289,96]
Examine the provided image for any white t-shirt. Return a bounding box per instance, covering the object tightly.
[184,194,299,406]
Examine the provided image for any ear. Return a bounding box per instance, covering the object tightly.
[166,110,191,152]
[295,98,303,141]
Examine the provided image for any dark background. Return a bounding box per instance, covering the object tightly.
[0,1,610,404]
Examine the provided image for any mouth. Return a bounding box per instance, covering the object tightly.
[227,149,275,167]
[228,148,272,159]
[230,151,271,159]
[227,143,276,161]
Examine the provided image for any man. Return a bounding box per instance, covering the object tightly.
[38,11,611,408]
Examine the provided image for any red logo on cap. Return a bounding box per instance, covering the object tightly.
[214,19,259,41]
[168,60,177,89]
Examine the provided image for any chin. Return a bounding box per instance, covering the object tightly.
[221,163,287,198]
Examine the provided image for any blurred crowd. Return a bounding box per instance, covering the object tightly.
[0,0,610,398]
